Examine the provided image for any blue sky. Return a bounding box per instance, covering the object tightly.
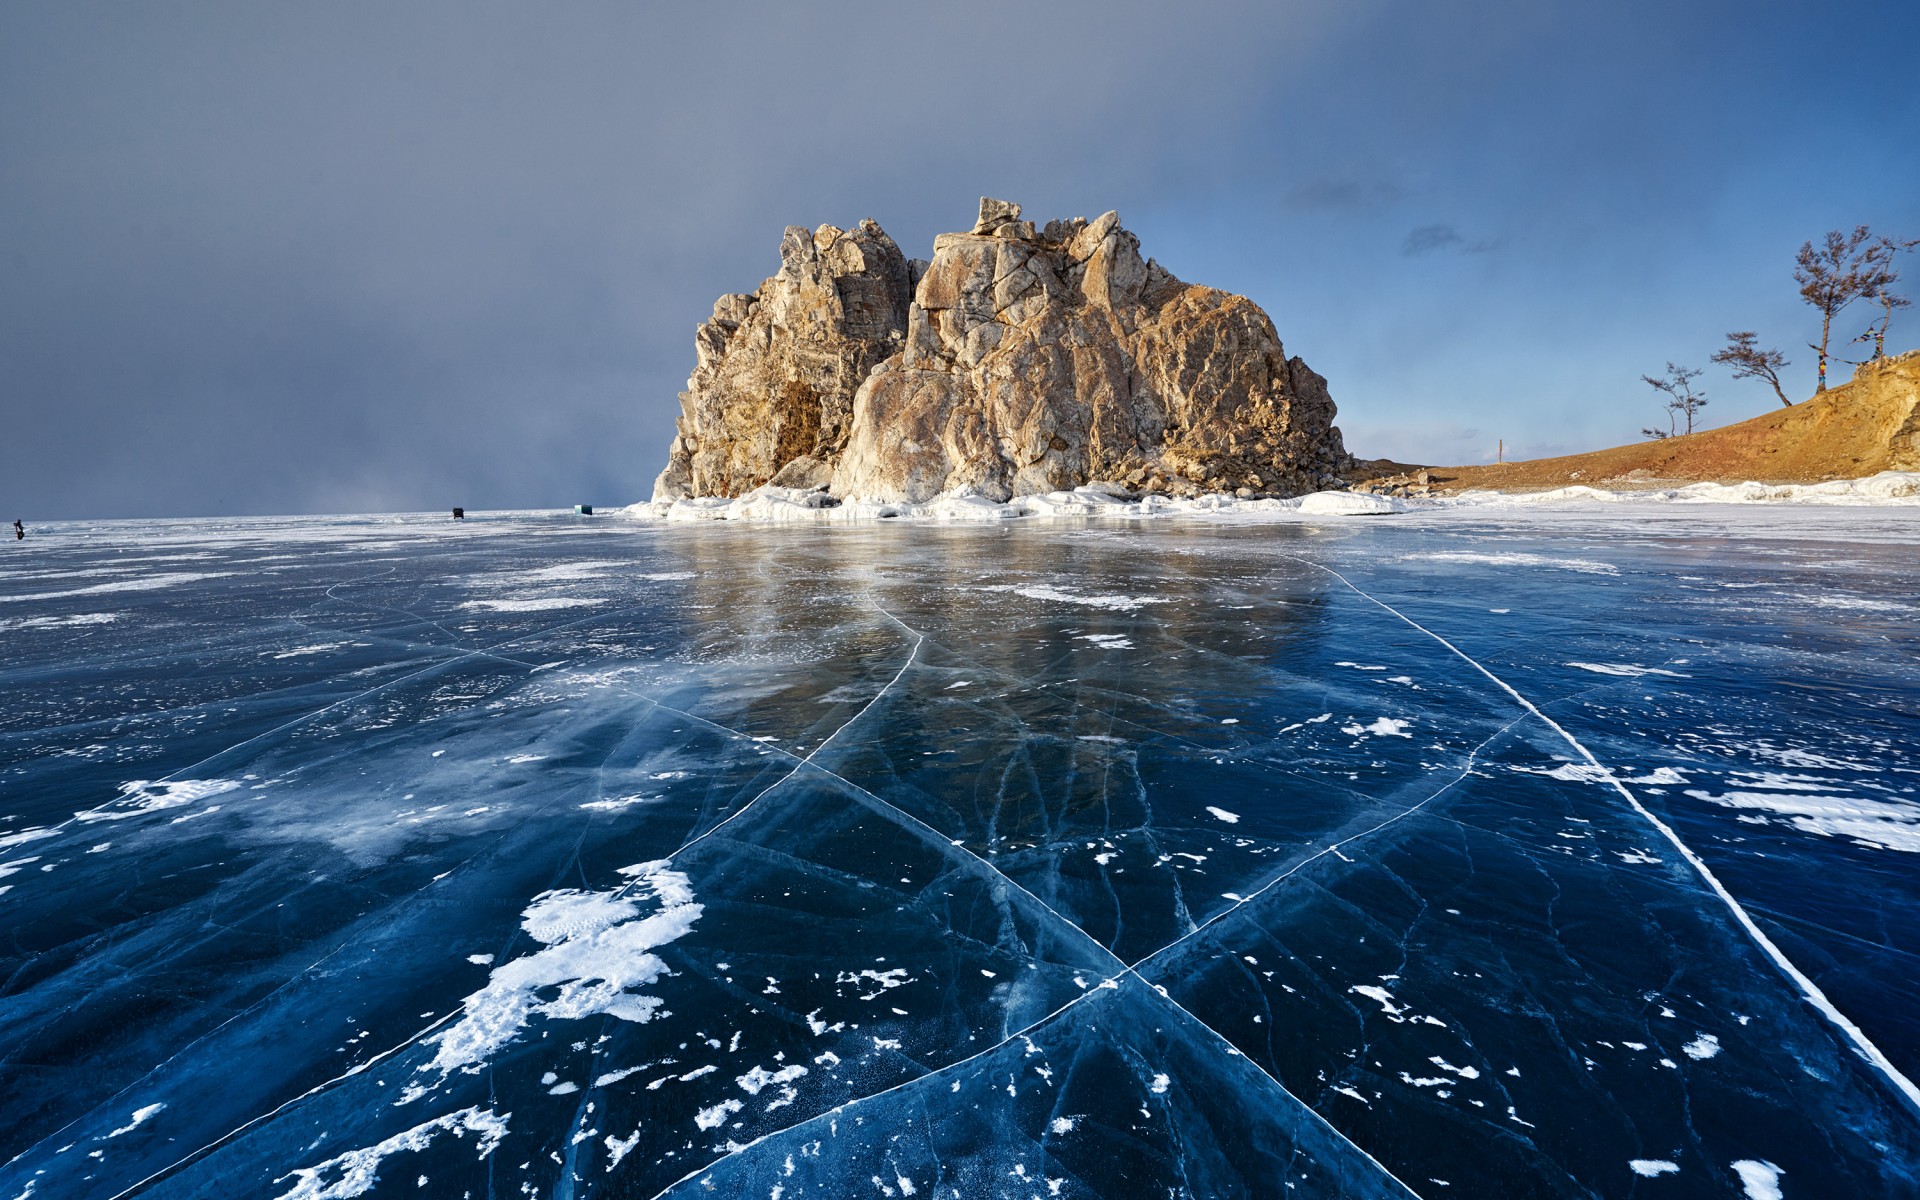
[4,1,1917,517]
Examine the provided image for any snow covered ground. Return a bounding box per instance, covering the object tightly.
[2,505,1917,1198]
[622,470,1920,525]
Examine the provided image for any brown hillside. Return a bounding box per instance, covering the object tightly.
[1366,351,1920,494]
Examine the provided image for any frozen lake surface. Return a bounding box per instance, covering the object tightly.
[3,505,1918,1199]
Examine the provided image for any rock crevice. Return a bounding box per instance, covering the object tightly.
[653,199,1352,503]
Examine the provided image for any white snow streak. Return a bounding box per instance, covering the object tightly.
[107,1104,166,1137]
[1565,662,1688,678]
[77,779,241,823]
[272,1107,508,1199]
[460,597,607,612]
[1,572,234,602]
[977,584,1167,611]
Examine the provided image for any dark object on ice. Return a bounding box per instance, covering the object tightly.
[574,504,594,516]
[12,519,21,541]
[451,507,465,520]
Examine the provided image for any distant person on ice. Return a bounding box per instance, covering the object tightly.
[12,520,21,541]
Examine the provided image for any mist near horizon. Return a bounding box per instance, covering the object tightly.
[4,0,1917,520]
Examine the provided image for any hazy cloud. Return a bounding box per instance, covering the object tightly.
[1286,179,1404,212]
[1402,224,1466,255]
[1402,222,1508,257]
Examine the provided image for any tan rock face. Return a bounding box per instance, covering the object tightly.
[652,198,1353,502]
[652,218,913,500]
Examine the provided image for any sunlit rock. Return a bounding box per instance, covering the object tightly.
[652,198,1355,503]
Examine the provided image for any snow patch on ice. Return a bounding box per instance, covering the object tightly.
[1515,762,1687,786]
[1802,593,1911,613]
[484,561,621,585]
[1343,717,1412,738]
[1681,1034,1720,1060]
[978,584,1167,611]
[736,1064,807,1095]
[1731,1160,1783,1200]
[0,612,122,632]
[580,794,656,812]
[1205,807,1240,824]
[1746,745,1879,772]
[1632,768,1690,784]
[271,642,351,658]
[1428,1056,1479,1079]
[1406,551,1618,575]
[418,863,700,1080]
[107,1103,165,1137]
[1629,1159,1679,1177]
[1566,662,1688,678]
[272,1107,508,1199]
[461,597,607,613]
[1,572,234,602]
[78,778,241,823]
[1349,985,1406,1018]
[694,1099,742,1130]
[604,1129,641,1170]
[1686,786,1920,852]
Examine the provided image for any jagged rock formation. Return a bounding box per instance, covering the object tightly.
[652,199,1353,503]
[650,220,915,500]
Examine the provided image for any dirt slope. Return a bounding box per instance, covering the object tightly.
[1377,352,1920,493]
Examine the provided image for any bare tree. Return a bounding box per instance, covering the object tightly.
[1857,290,1912,361]
[1796,226,1898,390]
[1641,362,1707,439]
[1858,234,1918,361]
[1711,332,1792,407]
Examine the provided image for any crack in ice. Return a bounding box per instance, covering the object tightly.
[1286,553,1920,1117]
[625,597,1424,1200]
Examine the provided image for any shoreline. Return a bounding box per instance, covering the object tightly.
[624,471,1920,524]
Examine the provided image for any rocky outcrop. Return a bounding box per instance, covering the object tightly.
[652,199,1353,503]
[651,219,915,500]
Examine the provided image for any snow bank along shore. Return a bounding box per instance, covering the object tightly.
[623,471,1920,525]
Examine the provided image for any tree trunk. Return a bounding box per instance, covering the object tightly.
[1818,309,1833,391]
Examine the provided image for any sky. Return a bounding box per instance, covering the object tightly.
[4,1,1918,520]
